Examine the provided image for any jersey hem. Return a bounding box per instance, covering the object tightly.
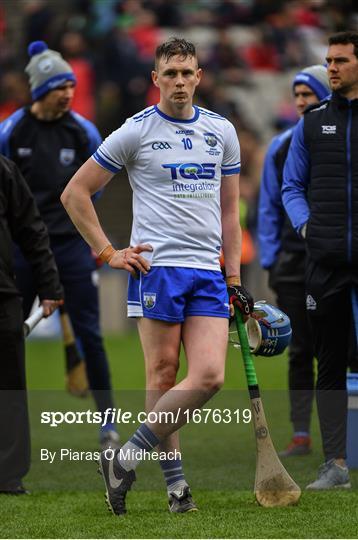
[148,262,221,271]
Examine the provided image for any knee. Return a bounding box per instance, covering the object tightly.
[147,356,179,390]
[196,369,225,393]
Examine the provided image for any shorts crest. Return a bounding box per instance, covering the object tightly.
[143,292,156,309]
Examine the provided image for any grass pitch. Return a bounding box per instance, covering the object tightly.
[0,333,357,538]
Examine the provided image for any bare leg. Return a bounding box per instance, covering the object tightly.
[142,316,228,440]
[108,316,228,513]
[137,318,182,454]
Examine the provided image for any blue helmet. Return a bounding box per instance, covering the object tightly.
[246,301,292,357]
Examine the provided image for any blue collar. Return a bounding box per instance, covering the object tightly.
[154,105,199,123]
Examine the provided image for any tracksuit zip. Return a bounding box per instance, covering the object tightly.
[346,104,352,263]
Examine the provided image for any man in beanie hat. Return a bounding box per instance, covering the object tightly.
[25,41,76,101]
[0,41,119,451]
[258,64,330,457]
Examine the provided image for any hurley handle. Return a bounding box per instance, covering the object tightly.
[234,307,258,388]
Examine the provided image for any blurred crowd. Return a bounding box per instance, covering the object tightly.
[0,0,356,281]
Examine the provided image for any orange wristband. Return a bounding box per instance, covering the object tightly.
[226,276,241,286]
[98,244,116,263]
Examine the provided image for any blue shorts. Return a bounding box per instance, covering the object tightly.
[127,267,230,322]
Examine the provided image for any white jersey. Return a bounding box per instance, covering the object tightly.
[93,105,241,270]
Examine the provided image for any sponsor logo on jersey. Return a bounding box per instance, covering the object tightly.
[59,148,75,166]
[152,141,172,150]
[143,292,156,309]
[321,125,336,134]
[17,147,32,157]
[306,294,317,310]
[204,132,218,147]
[162,162,216,180]
[175,129,194,135]
[172,180,215,196]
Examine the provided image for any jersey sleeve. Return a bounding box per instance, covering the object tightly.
[282,119,311,233]
[221,121,241,176]
[258,136,285,269]
[83,120,101,155]
[92,119,140,173]
[0,109,26,158]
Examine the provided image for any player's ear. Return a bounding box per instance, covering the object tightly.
[196,68,203,86]
[151,71,159,87]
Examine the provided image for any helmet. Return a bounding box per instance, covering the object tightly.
[245,301,292,357]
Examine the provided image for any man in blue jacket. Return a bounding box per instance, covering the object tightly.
[0,41,118,450]
[258,64,330,457]
[283,31,358,489]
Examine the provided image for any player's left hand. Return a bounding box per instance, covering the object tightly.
[227,284,254,321]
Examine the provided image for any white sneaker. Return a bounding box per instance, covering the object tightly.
[306,459,351,490]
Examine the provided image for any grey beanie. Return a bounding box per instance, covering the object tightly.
[293,64,330,101]
[25,41,76,100]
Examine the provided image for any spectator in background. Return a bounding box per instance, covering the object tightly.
[0,40,119,451]
[266,2,307,69]
[205,28,249,86]
[243,26,281,71]
[127,7,159,62]
[100,25,151,122]
[60,30,96,120]
[179,1,216,26]
[212,0,253,26]
[282,31,358,488]
[143,0,182,27]
[237,124,265,279]
[0,71,30,121]
[23,0,55,45]
[0,155,62,494]
[195,70,243,117]
[258,64,330,457]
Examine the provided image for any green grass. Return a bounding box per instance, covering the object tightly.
[0,333,357,538]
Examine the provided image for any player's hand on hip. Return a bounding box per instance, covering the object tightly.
[109,244,153,277]
[41,299,63,317]
[227,284,254,322]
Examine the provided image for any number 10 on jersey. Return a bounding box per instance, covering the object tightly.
[182,138,193,150]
